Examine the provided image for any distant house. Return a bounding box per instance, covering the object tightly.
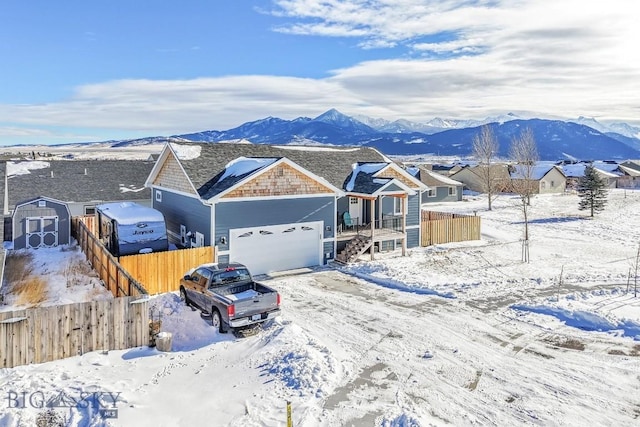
[1,159,155,244]
[429,164,465,176]
[509,164,567,194]
[145,142,427,275]
[406,166,464,203]
[618,161,640,188]
[561,162,619,189]
[449,164,512,194]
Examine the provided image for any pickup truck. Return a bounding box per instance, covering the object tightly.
[179,263,281,333]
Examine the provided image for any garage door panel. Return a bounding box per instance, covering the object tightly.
[230,222,322,275]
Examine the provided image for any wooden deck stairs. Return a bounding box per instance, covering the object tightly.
[335,235,372,264]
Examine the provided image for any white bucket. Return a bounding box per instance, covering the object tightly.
[155,332,173,352]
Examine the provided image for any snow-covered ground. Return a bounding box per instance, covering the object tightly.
[2,190,640,426]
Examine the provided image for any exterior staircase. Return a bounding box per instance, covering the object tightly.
[335,235,372,264]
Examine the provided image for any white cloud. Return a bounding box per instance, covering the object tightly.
[2,0,639,145]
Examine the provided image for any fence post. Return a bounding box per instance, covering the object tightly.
[287,401,292,427]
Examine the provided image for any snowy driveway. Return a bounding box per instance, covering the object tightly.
[255,266,640,426]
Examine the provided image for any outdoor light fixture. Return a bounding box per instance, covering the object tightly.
[220,236,227,245]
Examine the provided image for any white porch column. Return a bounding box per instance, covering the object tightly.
[402,195,407,256]
[370,198,375,260]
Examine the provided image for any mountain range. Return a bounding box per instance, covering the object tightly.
[106,109,640,161]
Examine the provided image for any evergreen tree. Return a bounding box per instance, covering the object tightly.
[577,165,608,217]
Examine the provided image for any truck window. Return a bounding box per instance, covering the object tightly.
[209,268,251,288]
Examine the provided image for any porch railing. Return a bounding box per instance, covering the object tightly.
[338,215,404,235]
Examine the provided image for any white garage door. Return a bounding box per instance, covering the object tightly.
[230,221,323,275]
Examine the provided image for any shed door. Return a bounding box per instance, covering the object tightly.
[229,221,322,276]
[26,216,59,248]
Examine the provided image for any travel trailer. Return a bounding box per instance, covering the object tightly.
[95,202,168,257]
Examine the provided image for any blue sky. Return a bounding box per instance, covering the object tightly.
[1,0,639,146]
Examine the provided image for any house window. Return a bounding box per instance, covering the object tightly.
[155,190,162,202]
[448,187,456,196]
[550,180,555,187]
[393,197,402,214]
[84,206,96,215]
[427,189,436,197]
[350,197,358,204]
[541,181,547,189]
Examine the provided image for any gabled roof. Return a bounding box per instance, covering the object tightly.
[451,164,511,180]
[201,157,343,200]
[621,160,640,172]
[3,159,154,211]
[510,164,566,180]
[618,164,640,177]
[199,157,279,199]
[149,142,398,197]
[411,166,464,187]
[13,195,70,211]
[562,163,619,179]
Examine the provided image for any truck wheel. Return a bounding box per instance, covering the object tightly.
[211,308,226,334]
[179,287,190,306]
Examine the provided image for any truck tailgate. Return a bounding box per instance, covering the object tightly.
[229,289,278,319]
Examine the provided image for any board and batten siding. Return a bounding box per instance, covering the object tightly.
[406,194,420,227]
[214,196,335,253]
[153,189,211,246]
[406,227,419,247]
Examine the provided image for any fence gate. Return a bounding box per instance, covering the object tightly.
[26,216,59,248]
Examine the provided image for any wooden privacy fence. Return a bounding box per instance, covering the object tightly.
[72,215,215,296]
[120,246,214,295]
[72,216,148,297]
[0,296,148,369]
[421,210,481,246]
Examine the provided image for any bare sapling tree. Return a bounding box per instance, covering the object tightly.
[472,125,500,210]
[509,127,539,263]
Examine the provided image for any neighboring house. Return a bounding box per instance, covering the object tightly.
[1,160,155,245]
[509,164,567,194]
[145,142,427,275]
[429,164,465,176]
[449,164,511,194]
[11,196,71,250]
[407,166,464,203]
[561,162,619,189]
[618,161,640,188]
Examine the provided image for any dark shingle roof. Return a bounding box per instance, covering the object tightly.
[172,143,389,196]
[5,160,154,209]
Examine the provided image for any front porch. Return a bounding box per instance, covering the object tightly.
[334,198,408,264]
[336,215,405,243]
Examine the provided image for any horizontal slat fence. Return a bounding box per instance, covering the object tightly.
[72,217,147,297]
[0,296,148,369]
[421,211,481,246]
[120,246,214,295]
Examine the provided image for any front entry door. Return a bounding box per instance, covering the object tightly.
[348,197,361,225]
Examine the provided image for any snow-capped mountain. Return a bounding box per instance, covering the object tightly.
[170,109,640,161]
[65,109,640,161]
[570,116,640,140]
